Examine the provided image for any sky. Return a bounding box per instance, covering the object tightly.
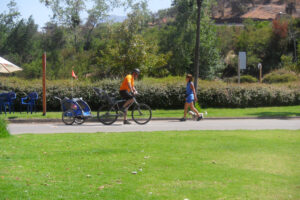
[0,0,172,28]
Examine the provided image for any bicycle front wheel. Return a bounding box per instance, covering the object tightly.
[132,103,152,125]
[97,105,118,125]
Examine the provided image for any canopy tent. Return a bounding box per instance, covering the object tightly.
[0,57,23,73]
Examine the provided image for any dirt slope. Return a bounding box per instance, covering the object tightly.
[212,0,300,22]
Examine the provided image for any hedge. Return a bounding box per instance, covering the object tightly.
[1,78,300,110]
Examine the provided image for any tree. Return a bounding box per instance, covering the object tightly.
[0,0,20,30]
[0,0,20,55]
[235,20,272,74]
[234,19,291,75]
[160,0,223,79]
[194,0,203,90]
[40,0,85,50]
[287,19,299,63]
[39,0,129,51]
[91,2,169,78]
[4,16,39,64]
[298,43,300,71]
[286,0,296,15]
[42,22,67,78]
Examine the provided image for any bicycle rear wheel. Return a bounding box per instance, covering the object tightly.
[97,105,118,125]
[132,103,152,125]
[75,117,85,125]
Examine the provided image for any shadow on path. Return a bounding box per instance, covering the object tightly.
[249,112,300,118]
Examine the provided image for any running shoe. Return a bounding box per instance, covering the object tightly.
[123,120,131,125]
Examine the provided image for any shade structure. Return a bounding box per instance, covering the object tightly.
[0,57,23,73]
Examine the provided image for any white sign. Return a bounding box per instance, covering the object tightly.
[258,63,262,69]
[239,52,246,70]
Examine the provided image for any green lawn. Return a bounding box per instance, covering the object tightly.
[1,105,300,119]
[0,130,299,199]
[154,105,300,118]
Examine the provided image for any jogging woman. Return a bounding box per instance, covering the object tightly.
[180,74,202,121]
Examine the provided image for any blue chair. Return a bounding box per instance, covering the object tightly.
[0,93,8,115]
[21,92,38,114]
[3,92,16,114]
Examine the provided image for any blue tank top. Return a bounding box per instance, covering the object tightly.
[186,82,193,95]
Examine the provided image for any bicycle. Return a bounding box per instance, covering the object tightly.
[93,88,152,125]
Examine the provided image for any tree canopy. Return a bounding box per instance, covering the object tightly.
[0,0,298,80]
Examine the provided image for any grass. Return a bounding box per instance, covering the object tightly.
[153,105,300,118]
[1,105,300,119]
[0,130,300,199]
[0,116,10,138]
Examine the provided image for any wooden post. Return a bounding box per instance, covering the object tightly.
[42,52,46,116]
[260,66,262,83]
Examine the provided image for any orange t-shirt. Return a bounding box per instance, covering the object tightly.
[120,74,134,92]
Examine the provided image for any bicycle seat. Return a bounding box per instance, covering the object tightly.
[93,88,102,95]
[93,88,115,104]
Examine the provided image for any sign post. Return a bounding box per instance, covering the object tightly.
[42,52,46,116]
[258,63,262,83]
[238,57,240,84]
[238,52,246,84]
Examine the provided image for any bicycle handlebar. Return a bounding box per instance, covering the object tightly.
[54,96,62,101]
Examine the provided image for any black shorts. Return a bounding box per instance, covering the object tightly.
[119,90,133,100]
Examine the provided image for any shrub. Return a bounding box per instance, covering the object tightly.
[224,75,258,83]
[240,75,258,83]
[263,69,298,83]
[280,55,300,73]
[0,77,300,110]
[0,117,10,138]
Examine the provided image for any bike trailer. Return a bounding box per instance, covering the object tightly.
[61,97,92,118]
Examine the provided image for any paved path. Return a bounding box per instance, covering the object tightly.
[8,119,300,135]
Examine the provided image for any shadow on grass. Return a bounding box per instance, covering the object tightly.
[7,117,17,119]
[249,112,300,118]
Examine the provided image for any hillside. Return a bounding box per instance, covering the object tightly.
[212,0,300,22]
[150,0,300,27]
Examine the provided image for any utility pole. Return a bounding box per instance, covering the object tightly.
[42,52,47,116]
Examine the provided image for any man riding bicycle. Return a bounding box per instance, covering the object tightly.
[119,68,140,124]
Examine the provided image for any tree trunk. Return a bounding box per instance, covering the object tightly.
[221,0,225,18]
[194,0,203,91]
[293,37,297,62]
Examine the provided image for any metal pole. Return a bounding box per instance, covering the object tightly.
[258,63,262,83]
[238,57,240,84]
[42,52,47,116]
[260,66,262,83]
[71,76,73,98]
[71,66,74,99]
